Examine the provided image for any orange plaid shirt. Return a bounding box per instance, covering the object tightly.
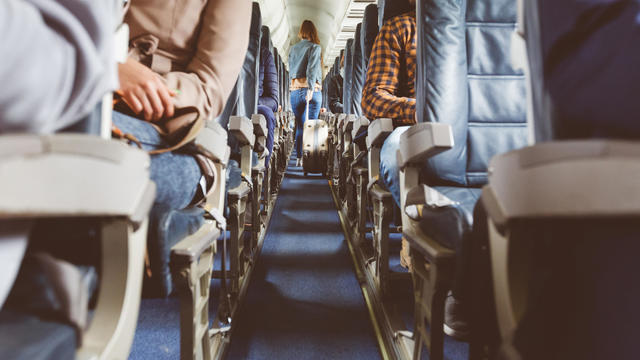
[362,12,417,126]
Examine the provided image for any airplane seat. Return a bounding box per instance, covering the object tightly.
[393,0,527,358]
[342,39,355,116]
[351,24,365,117]
[217,2,262,299]
[359,0,417,298]
[0,22,154,360]
[480,1,640,359]
[348,4,380,245]
[362,4,379,67]
[260,25,276,212]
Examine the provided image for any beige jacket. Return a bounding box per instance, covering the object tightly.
[125,0,252,123]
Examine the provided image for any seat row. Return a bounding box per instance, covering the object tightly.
[324,0,640,359]
[0,2,294,360]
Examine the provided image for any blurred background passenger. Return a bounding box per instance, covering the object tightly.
[259,35,279,166]
[288,20,323,167]
[327,55,345,114]
[0,0,120,309]
[114,0,252,211]
[0,0,118,134]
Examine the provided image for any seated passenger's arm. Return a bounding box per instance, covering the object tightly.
[362,21,416,126]
[328,76,344,114]
[0,0,118,133]
[258,50,279,113]
[163,0,252,121]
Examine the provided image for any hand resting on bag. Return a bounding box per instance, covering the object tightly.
[118,57,175,121]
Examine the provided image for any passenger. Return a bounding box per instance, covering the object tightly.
[258,37,279,166]
[0,0,117,133]
[361,0,416,269]
[288,20,323,167]
[114,0,252,210]
[327,55,345,114]
[0,0,119,309]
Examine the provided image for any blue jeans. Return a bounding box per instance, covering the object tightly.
[258,104,275,165]
[380,126,410,208]
[112,112,201,210]
[291,88,322,159]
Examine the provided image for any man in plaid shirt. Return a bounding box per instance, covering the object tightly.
[362,1,416,270]
[362,4,416,126]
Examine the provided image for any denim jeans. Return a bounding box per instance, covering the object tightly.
[291,88,322,159]
[112,112,201,210]
[258,104,275,165]
[379,126,410,208]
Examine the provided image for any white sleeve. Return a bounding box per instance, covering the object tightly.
[0,0,120,134]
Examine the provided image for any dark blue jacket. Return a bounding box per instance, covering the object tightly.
[259,46,279,113]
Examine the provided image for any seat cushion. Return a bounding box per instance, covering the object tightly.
[147,206,205,297]
[415,187,481,249]
[0,310,76,360]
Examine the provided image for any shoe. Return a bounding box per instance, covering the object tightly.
[444,291,470,341]
[296,158,301,167]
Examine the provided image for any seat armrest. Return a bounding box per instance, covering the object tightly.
[342,114,356,134]
[397,123,453,170]
[194,122,229,166]
[366,118,394,150]
[229,116,255,147]
[0,135,155,228]
[337,114,347,131]
[171,221,219,265]
[482,140,640,230]
[251,114,267,137]
[351,116,370,139]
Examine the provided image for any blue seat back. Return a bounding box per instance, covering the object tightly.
[362,3,379,67]
[350,24,365,117]
[342,38,354,115]
[525,0,640,141]
[417,0,527,187]
[236,2,262,119]
[378,0,412,28]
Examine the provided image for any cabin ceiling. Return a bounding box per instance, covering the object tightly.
[256,0,376,72]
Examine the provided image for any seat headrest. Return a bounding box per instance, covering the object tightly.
[342,38,355,114]
[261,25,273,55]
[362,3,379,65]
[235,2,262,118]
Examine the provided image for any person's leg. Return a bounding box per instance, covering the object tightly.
[291,89,306,160]
[379,126,410,208]
[379,126,411,269]
[258,105,275,165]
[113,111,201,210]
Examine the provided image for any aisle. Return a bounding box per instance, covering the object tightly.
[227,160,381,359]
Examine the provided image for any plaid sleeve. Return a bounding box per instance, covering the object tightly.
[361,17,416,126]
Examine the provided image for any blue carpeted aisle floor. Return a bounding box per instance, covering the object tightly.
[227,160,380,360]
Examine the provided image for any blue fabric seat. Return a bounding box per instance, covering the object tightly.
[380,0,527,249]
[0,310,76,360]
